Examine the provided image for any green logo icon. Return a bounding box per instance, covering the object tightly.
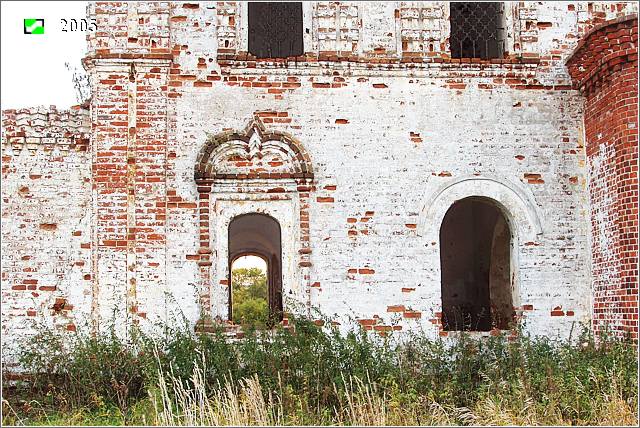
[24,19,45,34]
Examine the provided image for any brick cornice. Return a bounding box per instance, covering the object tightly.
[83,53,173,69]
[566,14,638,96]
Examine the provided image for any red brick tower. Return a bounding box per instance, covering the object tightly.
[567,15,638,341]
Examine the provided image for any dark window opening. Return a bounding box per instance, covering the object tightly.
[450,2,505,59]
[248,2,303,59]
[440,198,514,331]
[228,214,283,327]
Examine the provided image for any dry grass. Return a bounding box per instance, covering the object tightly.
[149,355,637,426]
[153,355,395,426]
[153,352,283,426]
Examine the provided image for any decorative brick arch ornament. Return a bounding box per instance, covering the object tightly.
[418,175,544,242]
[194,118,314,330]
[195,117,314,181]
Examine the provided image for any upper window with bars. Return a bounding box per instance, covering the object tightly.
[449,2,506,60]
[248,2,304,59]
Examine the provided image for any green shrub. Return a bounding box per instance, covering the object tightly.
[5,314,638,426]
[16,326,153,419]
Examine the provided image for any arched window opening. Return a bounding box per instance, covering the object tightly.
[450,2,505,59]
[248,2,303,59]
[440,197,514,331]
[228,214,282,327]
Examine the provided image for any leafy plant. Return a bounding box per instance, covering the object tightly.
[232,267,269,329]
[5,314,638,426]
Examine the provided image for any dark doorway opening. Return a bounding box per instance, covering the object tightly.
[440,197,514,331]
[228,213,283,326]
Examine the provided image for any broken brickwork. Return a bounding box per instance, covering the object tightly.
[1,107,91,343]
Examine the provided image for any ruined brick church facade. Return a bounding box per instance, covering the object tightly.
[2,2,638,349]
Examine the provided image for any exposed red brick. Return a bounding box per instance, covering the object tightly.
[403,311,422,319]
[567,15,638,341]
[524,173,545,184]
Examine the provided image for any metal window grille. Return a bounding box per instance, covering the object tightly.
[450,2,505,59]
[248,2,303,59]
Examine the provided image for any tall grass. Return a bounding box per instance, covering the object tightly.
[3,316,638,426]
[151,356,636,426]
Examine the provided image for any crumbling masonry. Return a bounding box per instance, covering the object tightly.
[2,2,638,358]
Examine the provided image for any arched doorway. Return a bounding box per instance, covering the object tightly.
[440,197,514,331]
[228,213,282,325]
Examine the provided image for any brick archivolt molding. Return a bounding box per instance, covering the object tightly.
[418,175,545,243]
[195,118,314,181]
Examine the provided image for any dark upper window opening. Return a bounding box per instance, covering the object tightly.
[450,2,505,60]
[248,2,303,59]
